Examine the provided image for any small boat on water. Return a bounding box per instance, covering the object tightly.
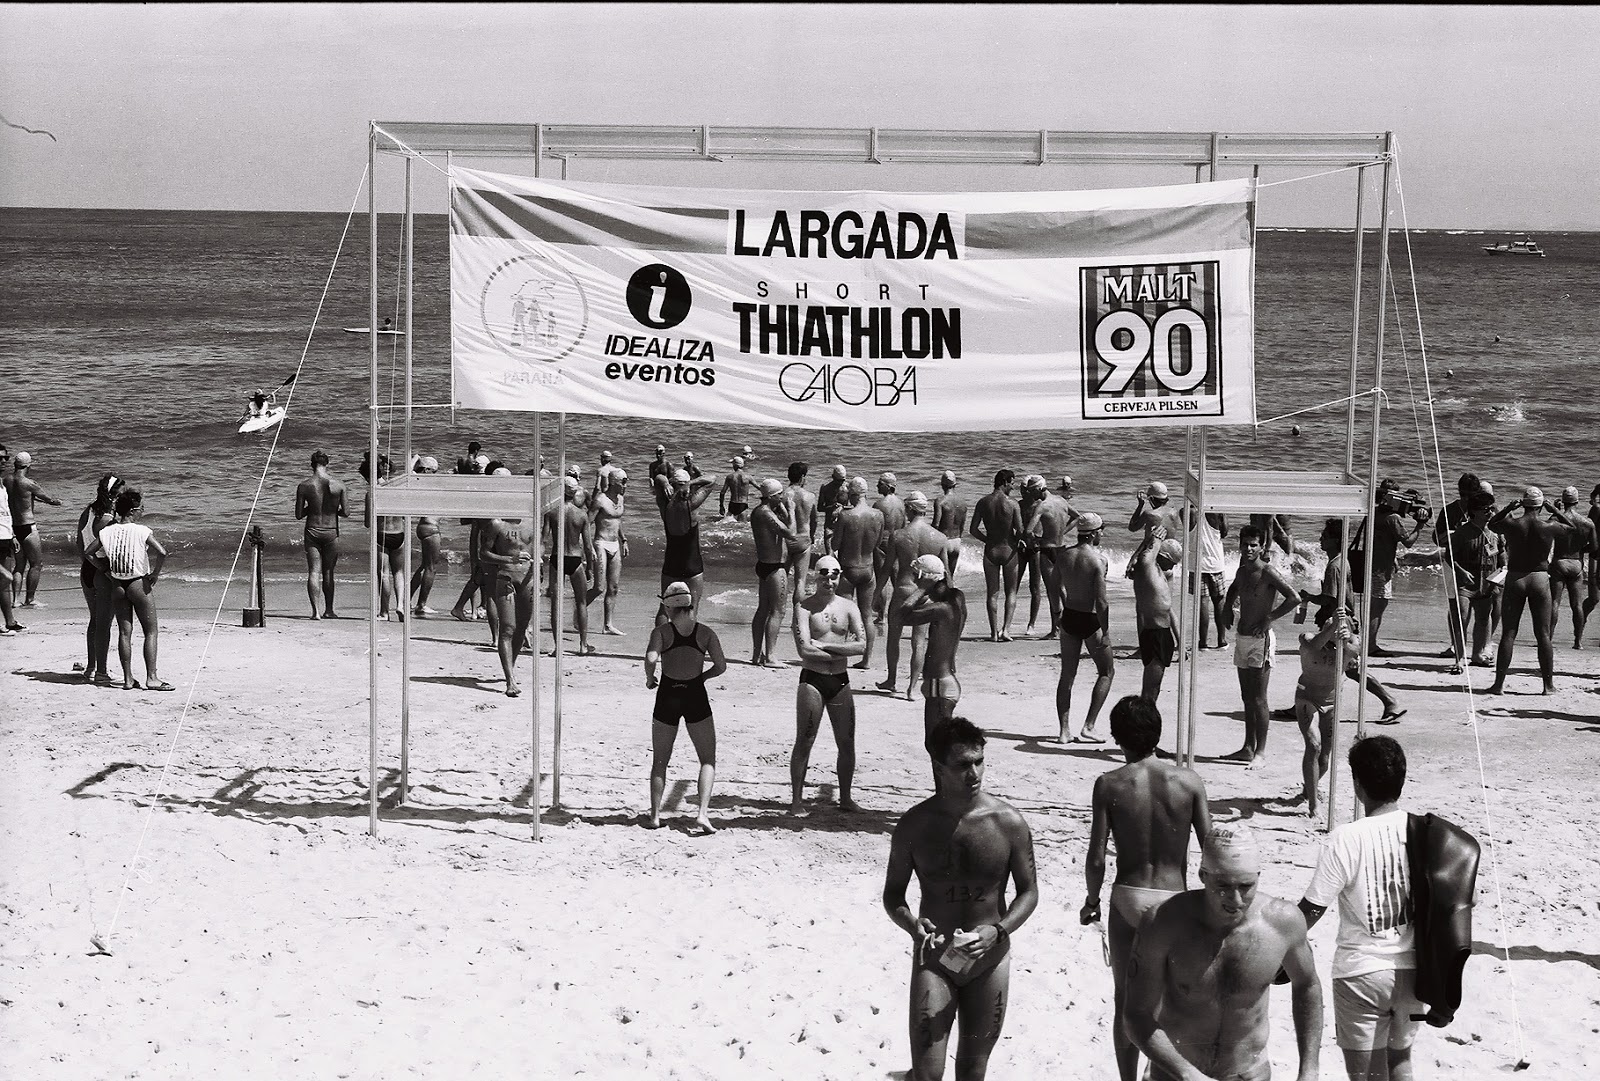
[1481,235,1545,257]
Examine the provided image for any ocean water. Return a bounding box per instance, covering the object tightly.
[3,208,1598,601]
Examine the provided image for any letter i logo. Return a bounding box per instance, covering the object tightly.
[627,263,693,330]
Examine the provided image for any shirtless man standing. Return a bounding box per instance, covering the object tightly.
[1124,824,1322,1081]
[1547,485,1595,648]
[1056,512,1115,744]
[970,469,1025,642]
[901,554,969,740]
[1018,475,1052,638]
[818,464,848,554]
[782,462,818,601]
[590,470,629,635]
[1129,533,1184,703]
[1128,482,1185,545]
[1487,487,1572,695]
[883,717,1039,1081]
[750,478,802,666]
[791,555,867,816]
[1080,696,1212,1081]
[543,476,599,655]
[720,455,753,520]
[873,472,908,626]
[1221,524,1300,765]
[478,514,535,697]
[5,451,62,610]
[1029,477,1080,639]
[877,492,951,699]
[655,467,717,620]
[833,477,886,671]
[932,469,969,579]
[294,450,347,619]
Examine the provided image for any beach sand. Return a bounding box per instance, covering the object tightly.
[2,569,1598,1079]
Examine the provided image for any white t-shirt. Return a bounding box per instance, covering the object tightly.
[1196,516,1224,575]
[0,493,12,542]
[101,522,154,580]
[1303,807,1415,979]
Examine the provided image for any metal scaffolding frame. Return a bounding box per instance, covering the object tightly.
[364,123,1394,837]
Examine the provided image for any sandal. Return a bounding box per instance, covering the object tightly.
[147,681,177,692]
[1376,708,1407,725]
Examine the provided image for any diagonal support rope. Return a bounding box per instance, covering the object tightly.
[100,165,371,945]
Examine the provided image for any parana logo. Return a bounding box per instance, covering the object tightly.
[479,253,589,363]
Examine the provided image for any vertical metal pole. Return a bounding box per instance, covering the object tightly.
[1326,514,1352,832]
[399,154,414,805]
[553,414,566,809]
[1346,170,1369,475]
[1185,431,1209,767]
[367,127,380,837]
[446,151,456,415]
[530,414,543,841]
[1354,135,1396,823]
[1175,430,1192,760]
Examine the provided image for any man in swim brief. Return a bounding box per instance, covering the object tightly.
[832,477,885,670]
[750,477,802,666]
[294,449,347,619]
[790,554,867,817]
[1056,513,1115,744]
[970,469,1025,642]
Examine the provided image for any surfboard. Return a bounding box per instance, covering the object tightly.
[343,327,405,335]
[239,406,287,434]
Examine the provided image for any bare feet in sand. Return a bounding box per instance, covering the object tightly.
[603,624,625,635]
[839,797,863,813]
[1071,730,1106,745]
[690,817,718,836]
[1221,747,1256,764]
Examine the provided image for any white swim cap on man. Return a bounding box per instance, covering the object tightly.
[1057,475,1075,493]
[612,469,628,483]
[878,472,897,487]
[814,554,842,573]
[831,464,847,480]
[905,491,932,514]
[912,553,947,581]
[1158,539,1184,564]
[14,451,34,467]
[600,450,613,461]
[1561,485,1579,504]
[1077,512,1104,533]
[493,467,513,477]
[661,581,694,608]
[1200,823,1261,876]
[1023,474,1047,493]
[732,456,746,468]
[654,444,666,453]
[1522,486,1544,508]
[1145,481,1169,500]
[672,468,692,484]
[416,456,439,473]
[759,478,783,498]
[848,476,870,495]
[940,469,957,486]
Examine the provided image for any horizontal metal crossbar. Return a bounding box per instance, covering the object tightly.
[1184,469,1372,516]
[369,473,558,520]
[373,123,1389,168]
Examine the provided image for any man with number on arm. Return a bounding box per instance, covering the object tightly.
[883,716,1039,1081]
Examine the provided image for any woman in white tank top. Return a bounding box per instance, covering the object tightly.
[84,489,173,691]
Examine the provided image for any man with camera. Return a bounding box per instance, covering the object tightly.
[1355,479,1431,658]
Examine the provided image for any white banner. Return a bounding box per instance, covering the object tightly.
[450,168,1256,431]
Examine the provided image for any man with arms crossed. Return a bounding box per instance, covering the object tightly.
[791,554,867,816]
[1056,512,1115,743]
[1221,524,1300,766]
[1300,735,1426,1081]
[833,477,886,671]
[932,469,969,579]
[782,462,818,601]
[883,717,1039,1081]
[970,469,1025,642]
[5,451,62,610]
[901,554,969,741]
[1081,695,1212,1081]
[1128,531,1184,703]
[1125,823,1323,1081]
[750,478,802,666]
[294,449,347,620]
[590,469,629,635]
[878,491,951,699]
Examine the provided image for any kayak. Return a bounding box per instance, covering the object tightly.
[239,406,287,434]
[343,327,405,335]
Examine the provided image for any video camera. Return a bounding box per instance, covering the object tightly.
[1384,486,1433,524]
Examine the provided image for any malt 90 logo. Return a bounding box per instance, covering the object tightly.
[1080,262,1222,416]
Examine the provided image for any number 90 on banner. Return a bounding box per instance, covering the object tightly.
[1079,261,1225,421]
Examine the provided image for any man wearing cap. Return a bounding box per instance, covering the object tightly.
[818,464,849,554]
[1025,474,1079,638]
[644,581,727,833]
[592,450,621,502]
[591,469,629,635]
[656,466,717,621]
[1017,475,1051,638]
[833,477,886,670]
[970,469,1026,642]
[719,455,753,521]
[479,506,538,696]
[1129,481,1184,545]
[791,553,867,817]
[294,449,347,620]
[1126,822,1322,1081]
[872,473,908,626]
[877,491,950,700]
[1056,511,1115,742]
[750,478,803,666]
[883,716,1039,1081]
[681,451,703,481]
[899,553,968,737]
[1221,524,1301,764]
[1547,485,1594,649]
[932,469,968,578]
[410,456,442,616]
[1127,527,1185,703]
[542,476,599,656]
[1081,695,1212,1081]
[4,451,62,610]
[782,462,818,601]
[1486,487,1573,694]
[647,444,671,494]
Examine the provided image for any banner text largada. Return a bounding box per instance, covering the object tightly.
[449,168,1257,432]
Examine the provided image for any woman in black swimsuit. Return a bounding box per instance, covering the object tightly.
[655,468,716,622]
[643,582,728,833]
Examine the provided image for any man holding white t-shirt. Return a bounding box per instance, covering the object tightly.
[1299,734,1425,1081]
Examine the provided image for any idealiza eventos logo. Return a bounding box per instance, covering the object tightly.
[479,253,589,363]
[604,262,716,386]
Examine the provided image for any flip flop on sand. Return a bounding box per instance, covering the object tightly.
[1376,709,1407,725]
[147,681,176,692]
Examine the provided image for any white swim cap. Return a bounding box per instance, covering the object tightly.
[1200,823,1261,876]
[912,553,947,581]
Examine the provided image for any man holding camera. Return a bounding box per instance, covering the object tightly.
[1357,479,1431,658]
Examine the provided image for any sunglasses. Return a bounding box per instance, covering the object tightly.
[818,568,842,577]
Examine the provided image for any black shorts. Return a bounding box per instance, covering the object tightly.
[80,560,98,592]
[563,554,583,577]
[1139,626,1180,666]
[0,539,14,560]
[728,502,749,518]
[756,560,785,580]
[17,522,35,541]
[799,667,851,703]
[653,675,712,727]
[1060,608,1103,640]
[381,532,405,553]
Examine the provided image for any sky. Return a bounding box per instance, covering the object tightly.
[2,3,1597,229]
